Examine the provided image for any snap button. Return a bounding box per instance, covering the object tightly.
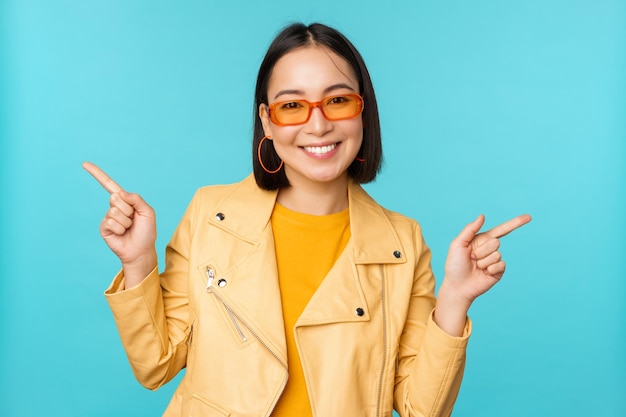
[215,212,225,221]
[393,250,401,258]
[217,279,227,288]
[356,307,364,316]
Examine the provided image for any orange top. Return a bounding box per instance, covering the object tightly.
[270,202,351,416]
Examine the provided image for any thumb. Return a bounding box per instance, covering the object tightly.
[120,191,153,216]
[451,214,485,248]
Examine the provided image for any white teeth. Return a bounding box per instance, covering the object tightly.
[303,144,337,155]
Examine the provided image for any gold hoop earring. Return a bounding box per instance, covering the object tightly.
[258,136,284,174]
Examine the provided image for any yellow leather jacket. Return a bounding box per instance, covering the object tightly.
[105,175,471,417]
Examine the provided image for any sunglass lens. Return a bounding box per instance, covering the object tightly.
[272,101,308,125]
[323,95,361,120]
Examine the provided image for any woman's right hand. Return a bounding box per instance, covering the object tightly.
[83,161,157,288]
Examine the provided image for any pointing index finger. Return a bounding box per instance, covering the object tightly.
[82,161,124,194]
[485,214,532,239]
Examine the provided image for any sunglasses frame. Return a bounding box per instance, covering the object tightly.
[267,93,364,126]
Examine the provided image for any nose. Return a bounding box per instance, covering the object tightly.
[304,105,333,136]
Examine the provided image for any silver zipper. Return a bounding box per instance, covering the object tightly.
[224,303,247,342]
[206,267,215,292]
[206,267,247,341]
[227,303,288,415]
[204,266,288,414]
[375,264,388,417]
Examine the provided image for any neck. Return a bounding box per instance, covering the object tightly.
[277,176,349,216]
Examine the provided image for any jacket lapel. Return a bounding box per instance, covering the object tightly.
[296,182,407,327]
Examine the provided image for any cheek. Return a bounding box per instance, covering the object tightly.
[348,119,364,143]
[270,127,300,149]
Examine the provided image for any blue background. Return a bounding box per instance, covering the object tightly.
[1,1,624,416]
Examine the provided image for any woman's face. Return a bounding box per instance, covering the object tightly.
[260,46,363,190]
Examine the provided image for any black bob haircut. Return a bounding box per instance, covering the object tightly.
[252,22,383,190]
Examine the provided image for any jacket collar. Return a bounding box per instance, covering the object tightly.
[208,175,406,265]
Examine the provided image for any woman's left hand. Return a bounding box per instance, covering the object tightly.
[443,214,532,303]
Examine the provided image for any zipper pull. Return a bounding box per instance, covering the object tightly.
[206,267,215,292]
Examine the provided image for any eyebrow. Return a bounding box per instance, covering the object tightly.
[273,83,356,100]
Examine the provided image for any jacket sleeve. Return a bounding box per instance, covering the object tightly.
[104,191,200,390]
[393,222,471,417]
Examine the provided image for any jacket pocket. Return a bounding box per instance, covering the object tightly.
[189,395,230,417]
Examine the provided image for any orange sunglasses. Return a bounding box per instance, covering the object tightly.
[267,94,364,126]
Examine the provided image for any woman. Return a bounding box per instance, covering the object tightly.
[84,22,530,417]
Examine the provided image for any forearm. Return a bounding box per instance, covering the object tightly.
[105,268,188,389]
[433,281,472,337]
[395,312,470,416]
[122,248,158,289]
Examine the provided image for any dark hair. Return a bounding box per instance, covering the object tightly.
[253,23,382,190]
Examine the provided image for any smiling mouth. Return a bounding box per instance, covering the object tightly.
[302,143,338,155]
